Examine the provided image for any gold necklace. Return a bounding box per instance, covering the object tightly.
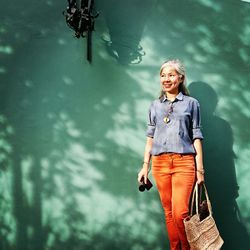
[163,102,174,123]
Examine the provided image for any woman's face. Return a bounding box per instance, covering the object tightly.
[160,66,182,94]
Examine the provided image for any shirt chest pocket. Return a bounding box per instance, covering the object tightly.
[175,112,191,124]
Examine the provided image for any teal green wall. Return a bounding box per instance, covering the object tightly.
[1,0,250,249]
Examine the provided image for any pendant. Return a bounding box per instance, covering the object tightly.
[163,117,170,123]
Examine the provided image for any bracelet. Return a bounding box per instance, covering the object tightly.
[142,161,149,165]
[196,169,205,175]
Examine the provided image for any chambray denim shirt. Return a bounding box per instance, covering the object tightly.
[146,92,203,155]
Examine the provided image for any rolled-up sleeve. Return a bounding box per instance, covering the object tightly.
[191,100,204,140]
[146,102,156,138]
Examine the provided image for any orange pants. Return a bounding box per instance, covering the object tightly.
[152,153,196,250]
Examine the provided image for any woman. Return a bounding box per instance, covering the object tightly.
[138,59,204,250]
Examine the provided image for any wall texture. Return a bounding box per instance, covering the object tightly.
[1,0,250,249]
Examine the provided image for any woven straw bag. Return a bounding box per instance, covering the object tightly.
[183,183,224,250]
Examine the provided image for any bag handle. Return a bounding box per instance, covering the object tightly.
[190,182,212,217]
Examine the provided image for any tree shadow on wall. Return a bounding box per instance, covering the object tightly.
[188,82,250,250]
[0,0,161,243]
[0,12,158,249]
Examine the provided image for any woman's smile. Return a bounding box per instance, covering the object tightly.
[160,67,182,94]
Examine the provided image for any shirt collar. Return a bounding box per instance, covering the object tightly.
[161,92,184,102]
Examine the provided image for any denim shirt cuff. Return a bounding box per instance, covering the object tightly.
[146,126,155,138]
[192,128,204,140]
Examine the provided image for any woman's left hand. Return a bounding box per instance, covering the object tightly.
[196,171,204,184]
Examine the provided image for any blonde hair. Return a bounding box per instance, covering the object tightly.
[159,59,189,99]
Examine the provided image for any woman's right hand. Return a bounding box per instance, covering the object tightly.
[137,164,149,184]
